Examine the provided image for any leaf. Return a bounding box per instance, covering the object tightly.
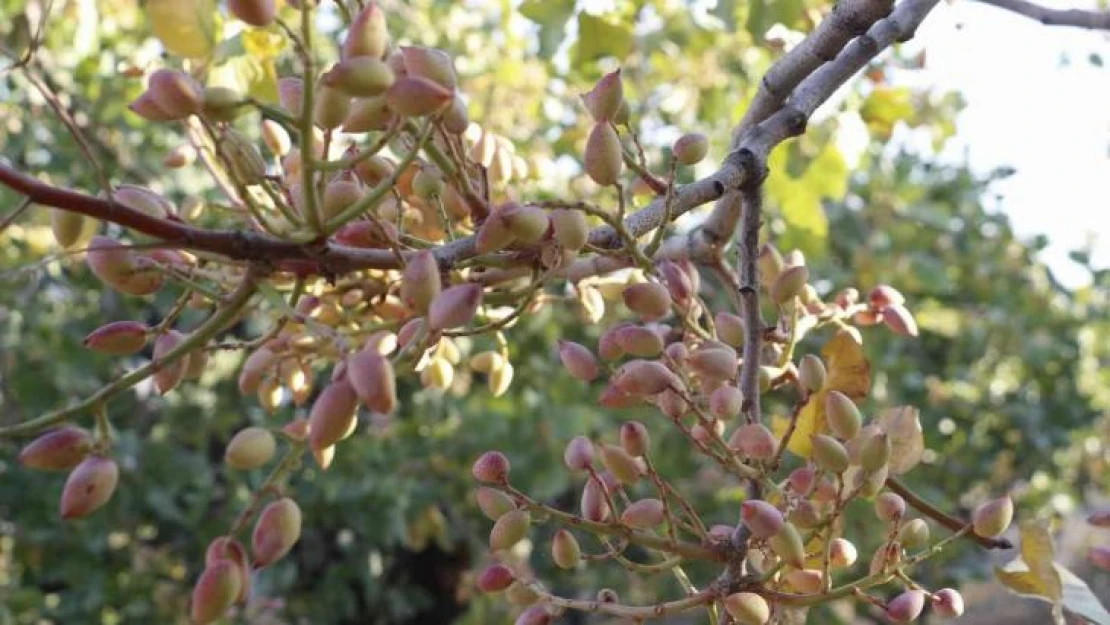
[145,0,219,59]
[876,406,924,474]
[1020,521,1063,602]
[572,13,634,67]
[859,86,915,140]
[1057,563,1110,625]
[519,0,576,58]
[243,28,286,60]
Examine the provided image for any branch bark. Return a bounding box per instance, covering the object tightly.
[975,0,1110,29]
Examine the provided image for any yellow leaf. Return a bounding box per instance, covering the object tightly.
[1020,522,1063,602]
[996,568,1050,596]
[146,0,219,59]
[243,29,286,60]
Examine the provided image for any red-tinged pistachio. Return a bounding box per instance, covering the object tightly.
[1089,510,1110,527]
[19,427,92,471]
[707,525,733,541]
[50,209,92,249]
[476,206,517,254]
[203,537,250,603]
[489,509,530,550]
[740,500,784,539]
[812,476,840,503]
[473,451,510,484]
[184,348,209,380]
[308,379,359,451]
[550,209,588,250]
[797,354,827,394]
[113,185,172,218]
[128,91,177,121]
[557,341,599,382]
[400,250,440,314]
[551,528,581,569]
[724,592,770,625]
[278,77,304,116]
[334,219,397,248]
[784,569,824,595]
[689,347,738,380]
[347,350,397,414]
[581,70,623,122]
[83,321,148,355]
[477,564,514,593]
[563,436,595,472]
[715,311,745,347]
[622,282,671,320]
[869,284,905,309]
[251,497,302,568]
[201,86,244,122]
[343,2,389,60]
[319,179,363,221]
[344,95,394,133]
[238,347,277,395]
[882,304,919,337]
[619,421,650,457]
[428,283,482,330]
[620,498,665,528]
[825,390,862,440]
[860,432,891,472]
[829,537,858,568]
[385,76,454,117]
[788,466,816,493]
[769,521,805,567]
[972,496,1013,538]
[932,588,965,618]
[885,589,925,623]
[730,423,777,460]
[709,385,743,420]
[314,83,351,130]
[613,325,664,357]
[399,46,457,90]
[324,57,394,97]
[898,518,930,549]
[282,418,309,441]
[580,477,611,522]
[85,235,160,295]
[599,443,642,484]
[499,204,549,244]
[835,287,860,309]
[147,69,203,118]
[789,500,822,529]
[672,133,708,166]
[612,359,679,397]
[658,260,693,304]
[225,426,276,471]
[475,487,515,521]
[854,309,884,326]
[442,96,469,134]
[583,122,622,186]
[153,330,188,394]
[770,264,809,305]
[663,341,688,364]
[811,434,850,474]
[190,560,242,624]
[60,455,119,519]
[397,317,426,349]
[228,0,276,26]
[1090,547,1110,571]
[515,605,551,625]
[597,325,626,361]
[875,492,906,523]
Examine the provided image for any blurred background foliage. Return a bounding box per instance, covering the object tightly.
[0,0,1108,623]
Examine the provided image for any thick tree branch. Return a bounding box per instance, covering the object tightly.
[975,0,1110,29]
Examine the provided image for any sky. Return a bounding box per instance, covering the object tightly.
[906,0,1110,288]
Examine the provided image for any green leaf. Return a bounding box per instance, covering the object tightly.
[860,86,915,140]
[145,0,220,59]
[519,0,576,58]
[572,13,634,67]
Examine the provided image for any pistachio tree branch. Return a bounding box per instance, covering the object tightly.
[885,477,1013,550]
[974,0,1110,29]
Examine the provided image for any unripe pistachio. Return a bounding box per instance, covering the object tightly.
[499,204,549,244]
[825,390,862,440]
[428,283,482,330]
[550,209,588,250]
[811,434,850,473]
[148,69,203,118]
[348,349,397,414]
[190,560,242,624]
[399,46,457,90]
[238,347,277,396]
[709,385,743,420]
[551,528,581,569]
[563,436,595,472]
[597,325,626,362]
[715,311,745,347]
[473,451,510,483]
[972,496,1014,538]
[558,341,600,382]
[859,432,892,472]
[830,538,858,568]
[724,592,770,625]
[583,122,622,186]
[325,57,394,98]
[60,455,119,519]
[580,477,611,522]
[730,423,777,460]
[758,244,785,287]
[611,359,679,397]
[412,167,445,201]
[619,421,650,457]
[622,282,671,320]
[489,509,530,550]
[784,569,824,594]
[932,588,965,618]
[507,581,540,606]
[470,351,503,374]
[515,605,551,625]
[443,97,469,134]
[688,347,738,380]
[420,357,454,390]
[898,518,930,550]
[798,354,827,393]
[203,537,250,603]
[477,563,515,593]
[385,76,454,117]
[620,498,664,529]
[343,2,389,60]
[225,426,276,470]
[252,497,302,568]
[740,500,784,539]
[1091,546,1110,571]
[228,0,276,26]
[769,521,805,568]
[658,260,694,305]
[875,492,906,523]
[202,86,244,122]
[83,321,148,355]
[488,360,514,397]
[869,285,905,309]
[614,325,664,357]
[885,589,925,623]
[882,304,919,337]
[788,501,820,531]
[314,83,351,130]
[50,209,93,249]
[476,487,515,520]
[600,443,642,484]
[128,92,177,121]
[308,379,359,452]
[582,70,623,122]
[476,207,516,254]
[770,264,809,305]
[219,130,267,185]
[152,330,188,394]
[847,424,882,464]
[672,133,708,165]
[400,250,441,314]
[344,95,394,133]
[278,77,304,116]
[111,185,171,218]
[19,427,92,471]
